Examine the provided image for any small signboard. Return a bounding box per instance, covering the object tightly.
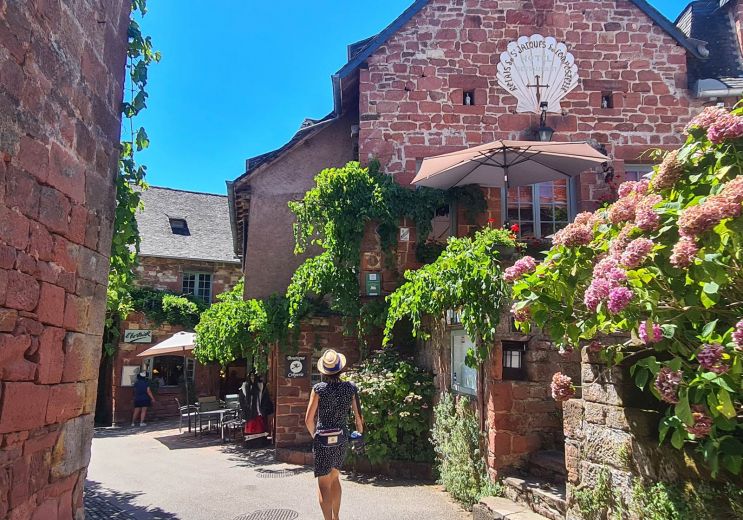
[121,365,140,387]
[365,272,381,296]
[124,330,152,343]
[286,355,307,378]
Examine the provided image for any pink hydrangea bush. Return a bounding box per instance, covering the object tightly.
[550,372,576,402]
[509,105,743,475]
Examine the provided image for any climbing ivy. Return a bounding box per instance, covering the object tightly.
[384,227,514,365]
[286,160,486,336]
[104,0,160,355]
[194,280,297,372]
[130,287,207,329]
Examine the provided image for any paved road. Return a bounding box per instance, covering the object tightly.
[87,421,469,520]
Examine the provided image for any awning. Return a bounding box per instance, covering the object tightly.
[136,331,196,357]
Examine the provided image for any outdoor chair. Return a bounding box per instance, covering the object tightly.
[174,398,198,433]
[195,396,223,436]
[220,394,243,442]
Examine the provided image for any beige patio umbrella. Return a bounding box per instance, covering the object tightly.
[137,331,196,403]
[411,140,609,190]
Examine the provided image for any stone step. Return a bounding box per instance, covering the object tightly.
[473,496,551,520]
[503,475,567,520]
[528,450,567,482]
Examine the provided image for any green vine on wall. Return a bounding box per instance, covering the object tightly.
[286,160,487,338]
[104,0,160,355]
[130,287,207,329]
[384,227,514,365]
[193,280,297,372]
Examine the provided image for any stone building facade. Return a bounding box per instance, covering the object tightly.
[231,0,743,482]
[0,1,130,518]
[99,187,243,425]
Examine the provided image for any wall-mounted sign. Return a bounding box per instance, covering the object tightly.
[286,355,307,378]
[497,34,579,114]
[124,330,152,343]
[365,272,381,296]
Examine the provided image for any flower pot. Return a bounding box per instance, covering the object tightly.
[493,245,516,260]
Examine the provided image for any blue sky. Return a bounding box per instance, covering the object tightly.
[134,1,687,195]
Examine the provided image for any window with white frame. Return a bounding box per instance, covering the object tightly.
[143,356,195,387]
[505,179,571,239]
[182,272,212,302]
[451,329,478,396]
[624,164,654,183]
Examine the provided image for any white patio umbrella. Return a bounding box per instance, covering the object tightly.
[411,140,609,190]
[137,331,196,403]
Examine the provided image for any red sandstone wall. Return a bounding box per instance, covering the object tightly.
[357,0,703,197]
[0,1,130,518]
[135,256,242,303]
[272,316,360,447]
[109,312,221,425]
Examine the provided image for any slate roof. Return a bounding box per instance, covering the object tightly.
[137,186,240,264]
[678,1,743,91]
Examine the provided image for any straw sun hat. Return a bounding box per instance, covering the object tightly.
[317,349,347,376]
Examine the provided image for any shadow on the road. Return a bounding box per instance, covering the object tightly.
[85,480,179,519]
[155,432,224,450]
[94,420,181,439]
[344,472,427,488]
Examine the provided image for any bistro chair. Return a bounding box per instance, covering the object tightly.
[195,396,222,436]
[174,398,198,433]
[220,394,243,443]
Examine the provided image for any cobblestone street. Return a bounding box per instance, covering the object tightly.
[87,421,468,520]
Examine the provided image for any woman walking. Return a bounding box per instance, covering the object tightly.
[305,350,364,520]
[131,371,156,427]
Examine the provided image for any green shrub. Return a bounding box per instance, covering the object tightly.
[431,393,502,509]
[345,349,435,464]
[130,287,207,328]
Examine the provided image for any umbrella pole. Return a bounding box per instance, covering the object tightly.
[502,164,509,227]
[183,346,189,406]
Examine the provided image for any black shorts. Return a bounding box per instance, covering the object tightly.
[134,398,151,408]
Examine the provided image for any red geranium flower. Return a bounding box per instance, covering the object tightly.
[510,224,520,233]
[487,218,496,223]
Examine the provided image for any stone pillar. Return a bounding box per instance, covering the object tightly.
[563,348,710,520]
[0,1,130,518]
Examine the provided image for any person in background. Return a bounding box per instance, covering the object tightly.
[132,371,156,427]
[305,349,364,520]
[152,369,165,388]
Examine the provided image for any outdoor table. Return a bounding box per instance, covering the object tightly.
[195,408,235,441]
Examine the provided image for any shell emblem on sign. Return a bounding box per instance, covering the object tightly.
[496,34,579,114]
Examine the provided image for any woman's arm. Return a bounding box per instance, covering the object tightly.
[304,389,318,437]
[351,392,364,434]
[147,387,156,403]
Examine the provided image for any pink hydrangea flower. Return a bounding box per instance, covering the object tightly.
[588,340,603,353]
[511,302,531,322]
[617,181,637,198]
[654,367,682,404]
[559,345,574,357]
[707,113,743,144]
[733,319,743,348]
[670,238,699,269]
[651,150,683,190]
[686,406,713,438]
[550,372,576,402]
[639,320,662,344]
[620,238,654,269]
[685,106,729,133]
[584,277,613,311]
[722,176,743,205]
[573,212,594,227]
[503,256,537,282]
[697,344,729,374]
[607,286,633,314]
[635,194,663,231]
[608,197,637,225]
[552,222,593,247]
[679,186,743,239]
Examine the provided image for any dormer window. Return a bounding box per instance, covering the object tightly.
[169,218,189,236]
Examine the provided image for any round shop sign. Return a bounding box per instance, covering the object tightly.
[285,355,306,378]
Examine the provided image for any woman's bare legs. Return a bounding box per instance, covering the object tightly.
[131,407,141,425]
[317,473,334,520]
[139,407,148,424]
[330,469,342,520]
